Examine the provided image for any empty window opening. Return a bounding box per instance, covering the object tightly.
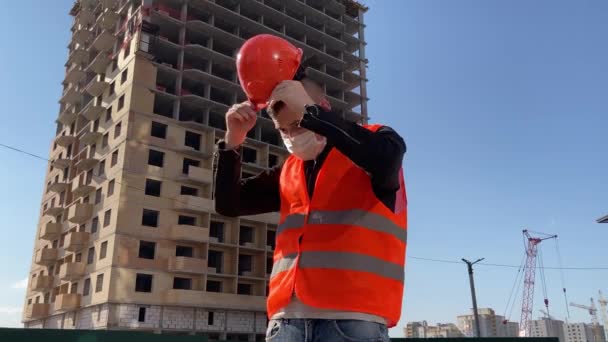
[142,209,159,227]
[242,147,257,164]
[180,186,198,196]
[135,273,153,292]
[210,221,225,243]
[239,225,254,245]
[151,121,167,138]
[147,149,165,167]
[208,250,223,273]
[138,241,156,259]
[145,179,162,197]
[237,283,252,295]
[178,215,196,226]
[238,254,253,275]
[206,280,222,293]
[185,131,201,151]
[173,277,192,290]
[182,158,200,174]
[176,246,193,257]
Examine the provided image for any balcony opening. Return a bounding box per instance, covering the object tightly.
[153,94,174,119]
[239,28,255,40]
[327,48,342,60]
[138,307,146,322]
[181,78,207,97]
[285,27,305,43]
[266,257,273,275]
[210,221,224,243]
[173,277,192,290]
[265,20,283,34]
[240,6,261,22]
[151,40,179,69]
[211,40,235,58]
[157,23,180,45]
[239,225,254,245]
[326,28,342,41]
[147,149,165,167]
[242,147,257,164]
[180,186,198,196]
[238,254,253,275]
[267,230,276,249]
[83,278,91,296]
[178,215,197,226]
[261,127,280,146]
[215,16,237,35]
[211,63,234,82]
[70,282,78,294]
[185,131,202,151]
[210,87,233,106]
[265,0,284,12]
[237,283,252,295]
[327,66,342,80]
[206,280,222,293]
[187,5,211,23]
[135,273,153,292]
[175,245,194,257]
[285,7,304,22]
[216,0,238,11]
[208,250,223,273]
[182,158,200,174]
[208,110,226,130]
[138,241,156,259]
[308,39,324,52]
[327,89,343,100]
[183,52,209,71]
[242,171,255,179]
[145,178,162,197]
[185,29,209,47]
[268,154,279,168]
[179,103,205,124]
[142,209,159,227]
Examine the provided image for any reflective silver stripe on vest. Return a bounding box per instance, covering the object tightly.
[271,251,404,282]
[307,209,407,242]
[270,253,298,279]
[277,214,306,235]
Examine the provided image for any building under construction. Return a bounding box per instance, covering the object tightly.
[22,0,369,340]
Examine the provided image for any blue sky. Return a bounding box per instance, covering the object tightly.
[0,0,607,337]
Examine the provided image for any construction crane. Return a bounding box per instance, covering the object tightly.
[540,309,556,321]
[570,299,602,342]
[599,291,608,339]
[519,230,558,337]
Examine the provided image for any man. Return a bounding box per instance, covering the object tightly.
[214,34,407,341]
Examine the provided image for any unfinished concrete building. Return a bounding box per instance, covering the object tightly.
[23,0,368,340]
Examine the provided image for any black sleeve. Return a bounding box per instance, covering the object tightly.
[299,107,406,192]
[213,141,281,217]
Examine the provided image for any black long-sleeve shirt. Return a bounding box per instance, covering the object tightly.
[213,107,406,217]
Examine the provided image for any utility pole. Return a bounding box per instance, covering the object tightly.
[463,258,485,337]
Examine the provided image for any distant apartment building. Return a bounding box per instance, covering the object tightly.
[22,0,369,340]
[529,318,567,342]
[457,308,519,337]
[565,323,606,342]
[404,321,463,338]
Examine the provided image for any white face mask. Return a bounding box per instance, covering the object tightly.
[281,130,327,161]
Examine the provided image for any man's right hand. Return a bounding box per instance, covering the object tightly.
[225,101,257,149]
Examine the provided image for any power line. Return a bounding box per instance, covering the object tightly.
[0,141,218,215]
[4,141,608,272]
[408,256,608,271]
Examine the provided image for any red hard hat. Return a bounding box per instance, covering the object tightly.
[236,34,303,110]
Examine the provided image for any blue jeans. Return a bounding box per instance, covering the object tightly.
[265,318,390,342]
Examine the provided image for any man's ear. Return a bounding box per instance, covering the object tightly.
[318,96,331,112]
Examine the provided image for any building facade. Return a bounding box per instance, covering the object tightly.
[565,323,606,342]
[529,318,566,342]
[404,321,463,338]
[457,308,519,337]
[22,0,369,340]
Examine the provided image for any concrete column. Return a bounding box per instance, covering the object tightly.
[357,8,368,124]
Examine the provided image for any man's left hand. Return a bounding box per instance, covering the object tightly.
[268,80,315,116]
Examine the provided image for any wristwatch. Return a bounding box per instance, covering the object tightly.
[304,104,320,117]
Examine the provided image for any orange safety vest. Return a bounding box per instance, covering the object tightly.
[268,124,407,327]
